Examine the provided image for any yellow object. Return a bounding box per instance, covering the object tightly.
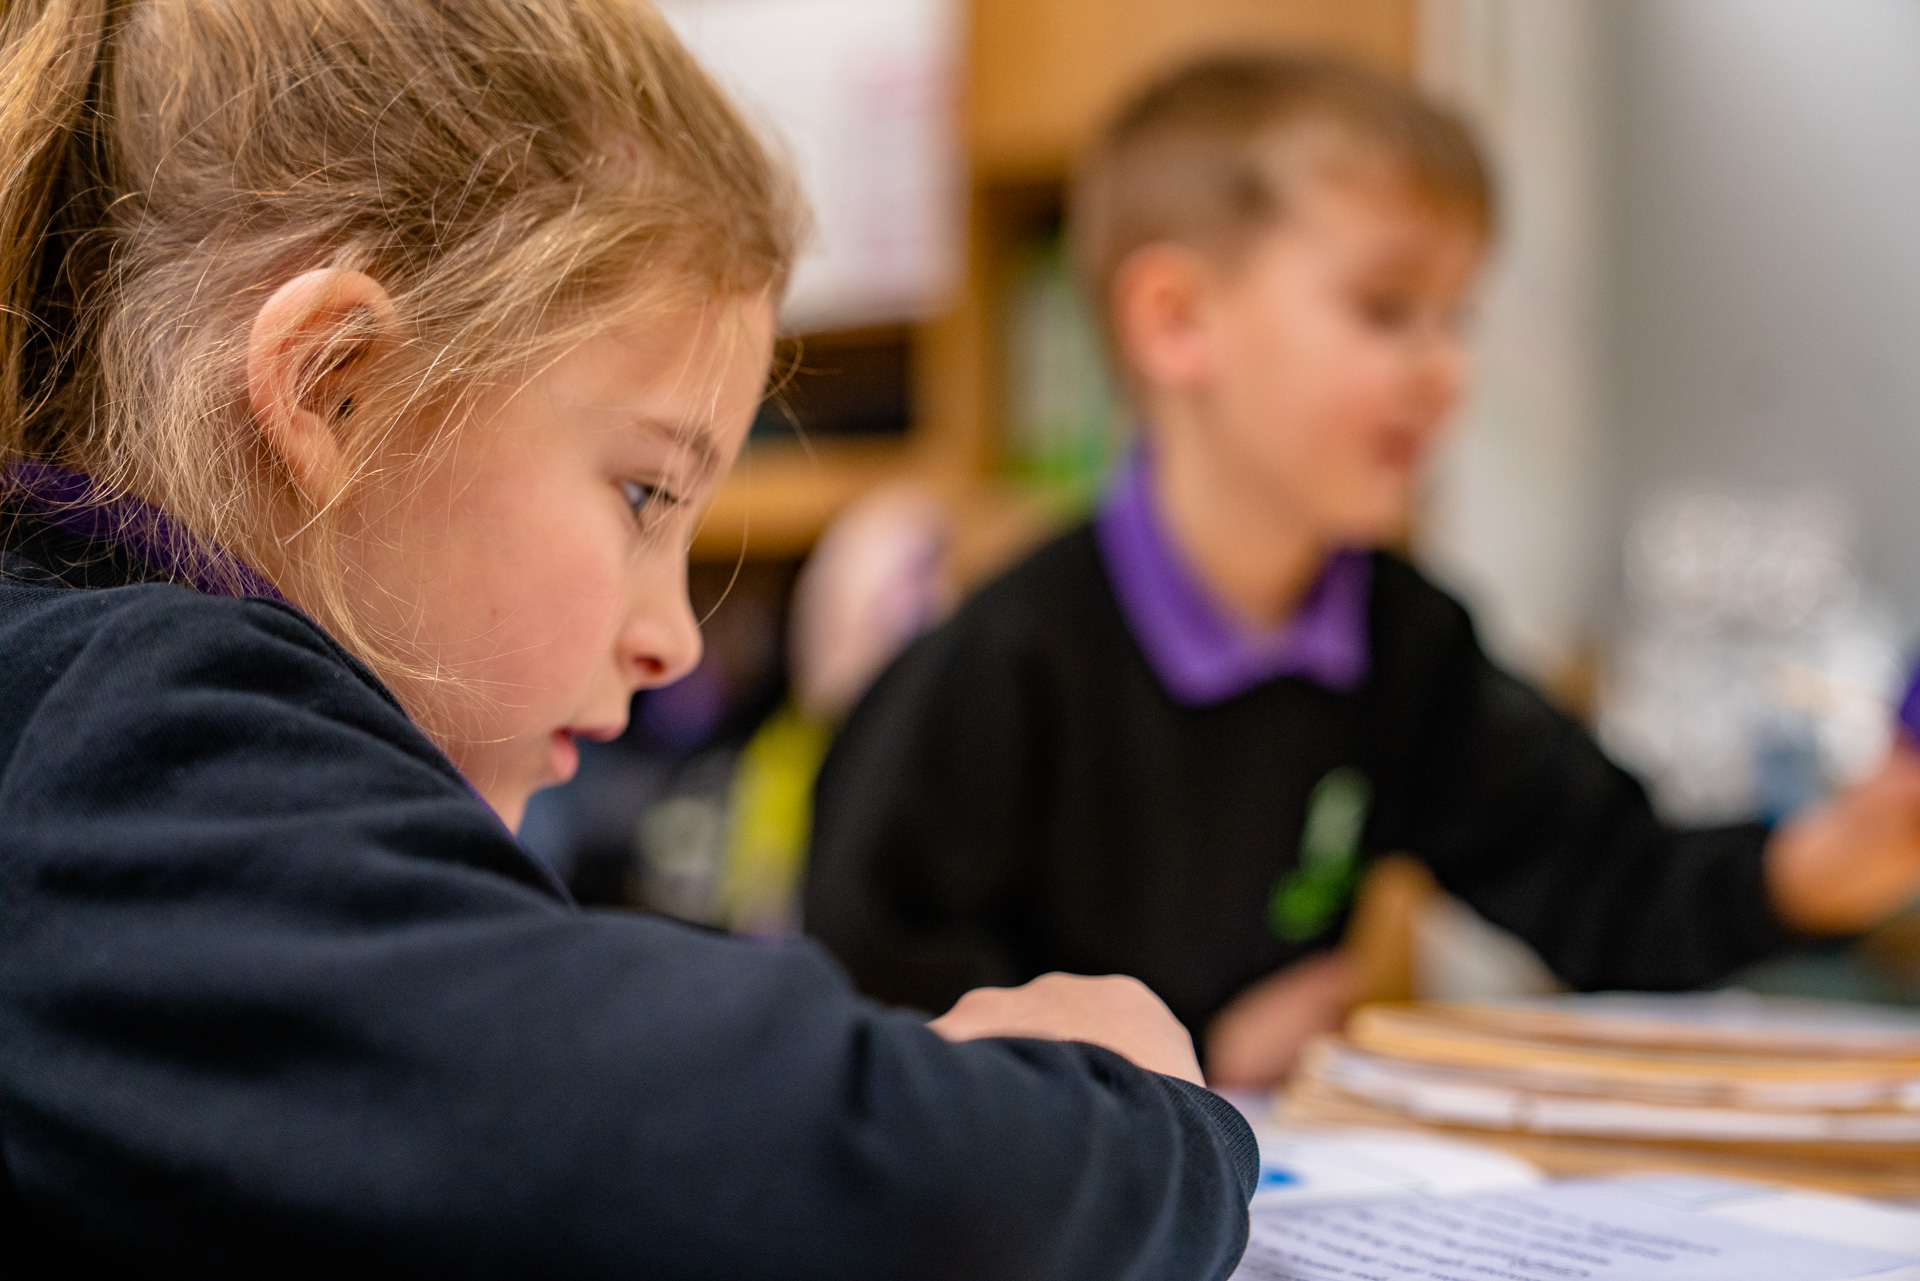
[721,703,833,935]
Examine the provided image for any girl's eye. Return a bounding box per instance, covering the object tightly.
[620,479,678,521]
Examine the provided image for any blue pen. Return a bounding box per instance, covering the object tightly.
[1257,1165,1300,1190]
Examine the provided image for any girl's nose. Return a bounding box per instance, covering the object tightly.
[617,572,704,691]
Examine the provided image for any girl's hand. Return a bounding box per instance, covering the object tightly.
[930,972,1205,1086]
[1202,951,1360,1091]
[1767,742,1920,935]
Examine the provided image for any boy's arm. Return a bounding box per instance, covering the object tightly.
[1395,622,1792,991]
[806,617,1044,1013]
[0,589,1256,1279]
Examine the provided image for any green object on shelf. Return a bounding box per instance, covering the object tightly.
[1003,235,1119,511]
[1268,767,1373,943]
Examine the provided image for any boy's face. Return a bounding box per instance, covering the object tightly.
[1150,175,1483,546]
[346,300,773,830]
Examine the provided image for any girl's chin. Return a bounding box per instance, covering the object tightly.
[549,729,581,785]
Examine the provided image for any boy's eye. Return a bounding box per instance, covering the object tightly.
[620,479,678,521]
[1358,291,1415,331]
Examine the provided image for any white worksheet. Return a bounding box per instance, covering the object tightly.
[1234,1177,1919,1281]
[1248,1127,1541,1212]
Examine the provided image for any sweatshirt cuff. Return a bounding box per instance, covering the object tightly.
[1159,1076,1260,1203]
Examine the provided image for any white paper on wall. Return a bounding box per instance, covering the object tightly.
[655,0,964,334]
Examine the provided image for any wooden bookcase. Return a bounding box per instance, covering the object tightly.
[693,0,1418,577]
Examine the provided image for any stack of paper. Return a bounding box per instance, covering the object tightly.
[1278,993,1920,1198]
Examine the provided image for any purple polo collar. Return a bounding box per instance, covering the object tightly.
[1092,451,1371,706]
[3,459,288,603]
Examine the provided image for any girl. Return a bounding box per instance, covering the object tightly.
[0,2,1256,1276]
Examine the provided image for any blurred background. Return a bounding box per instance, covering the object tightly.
[521,0,1920,1003]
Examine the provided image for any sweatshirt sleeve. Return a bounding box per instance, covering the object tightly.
[806,615,1049,1016]
[0,587,1253,1281]
[1381,581,1792,992]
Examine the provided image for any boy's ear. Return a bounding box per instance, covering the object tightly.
[1111,243,1216,391]
[245,269,396,507]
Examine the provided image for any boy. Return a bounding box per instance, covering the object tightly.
[805,55,1920,1088]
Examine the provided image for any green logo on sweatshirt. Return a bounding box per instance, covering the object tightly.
[1268,767,1373,942]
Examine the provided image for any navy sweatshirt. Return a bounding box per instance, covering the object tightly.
[808,528,1792,1038]
[0,510,1257,1279]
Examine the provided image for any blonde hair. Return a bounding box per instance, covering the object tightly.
[0,0,800,671]
[1072,53,1492,360]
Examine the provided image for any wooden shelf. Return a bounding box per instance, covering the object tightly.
[692,439,916,563]
[693,436,1069,589]
[968,0,1418,179]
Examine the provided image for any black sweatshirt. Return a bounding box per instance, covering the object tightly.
[807,527,1791,1037]
[0,509,1257,1280]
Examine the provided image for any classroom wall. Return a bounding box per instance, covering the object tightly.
[1422,0,1920,680]
[1608,0,1920,635]
[1418,0,1614,680]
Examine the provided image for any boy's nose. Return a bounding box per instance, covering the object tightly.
[616,580,704,691]
[1412,329,1468,409]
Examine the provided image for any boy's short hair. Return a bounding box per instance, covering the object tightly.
[1070,53,1493,352]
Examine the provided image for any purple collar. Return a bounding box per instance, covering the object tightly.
[1092,452,1371,706]
[3,459,287,603]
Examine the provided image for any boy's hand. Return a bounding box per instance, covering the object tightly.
[1767,742,1920,935]
[930,973,1205,1085]
[1202,951,1360,1091]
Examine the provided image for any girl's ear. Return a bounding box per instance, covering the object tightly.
[246,269,396,506]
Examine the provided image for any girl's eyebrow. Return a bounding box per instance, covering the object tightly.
[635,415,721,479]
